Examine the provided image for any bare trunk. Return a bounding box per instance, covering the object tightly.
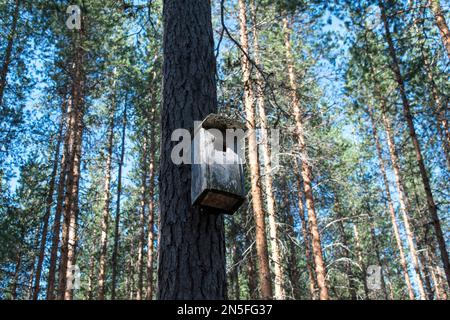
[11,251,22,300]
[294,162,317,299]
[352,224,369,299]
[0,0,20,106]
[250,0,284,299]
[111,103,127,299]
[283,16,328,300]
[98,96,116,299]
[146,108,157,300]
[238,0,273,300]
[430,0,450,60]
[47,97,73,300]
[33,100,65,300]
[367,103,415,300]
[136,135,148,300]
[380,1,450,289]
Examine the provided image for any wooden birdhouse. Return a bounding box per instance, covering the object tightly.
[191,114,246,214]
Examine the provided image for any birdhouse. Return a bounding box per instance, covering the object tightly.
[191,114,246,214]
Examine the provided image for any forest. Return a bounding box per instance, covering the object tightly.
[0,0,449,301]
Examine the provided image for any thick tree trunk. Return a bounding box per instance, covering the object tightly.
[367,103,415,300]
[294,162,317,299]
[238,0,273,300]
[380,1,450,289]
[32,100,65,300]
[430,0,450,60]
[111,103,127,299]
[283,16,328,300]
[157,0,226,299]
[250,0,285,300]
[98,97,115,299]
[0,0,20,106]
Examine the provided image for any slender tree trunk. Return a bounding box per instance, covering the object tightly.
[146,110,157,300]
[283,16,328,300]
[380,1,450,289]
[429,0,450,60]
[157,0,226,300]
[367,103,415,300]
[334,198,357,300]
[98,96,116,299]
[379,102,427,300]
[0,0,20,106]
[238,0,273,300]
[111,102,127,299]
[32,101,66,300]
[250,0,285,300]
[87,231,97,300]
[11,251,22,300]
[352,224,369,300]
[47,97,73,300]
[136,135,148,300]
[294,161,317,299]
[246,234,258,299]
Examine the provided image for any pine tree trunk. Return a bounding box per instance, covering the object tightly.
[0,0,20,106]
[334,198,357,300]
[111,102,127,299]
[379,101,427,300]
[430,0,450,60]
[283,16,328,300]
[250,0,285,300]
[246,234,258,299]
[294,162,317,299]
[32,100,65,300]
[146,110,157,300]
[98,97,115,299]
[352,224,369,299]
[157,0,226,299]
[380,1,450,289]
[367,103,415,300]
[11,251,22,300]
[47,97,73,300]
[136,135,148,300]
[238,0,273,300]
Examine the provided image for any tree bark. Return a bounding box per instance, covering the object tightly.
[367,103,415,300]
[283,16,329,300]
[136,135,148,300]
[238,0,273,300]
[430,0,450,60]
[111,102,127,299]
[379,0,450,290]
[98,92,116,299]
[0,0,20,106]
[157,0,226,299]
[250,0,285,300]
[47,97,73,300]
[294,161,317,299]
[32,100,66,300]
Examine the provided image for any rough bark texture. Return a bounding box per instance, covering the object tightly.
[0,0,20,106]
[430,0,450,60]
[283,16,329,300]
[250,0,285,300]
[380,1,450,290]
[238,0,273,300]
[32,100,65,300]
[157,0,226,300]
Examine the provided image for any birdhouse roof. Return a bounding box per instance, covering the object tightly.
[197,113,245,132]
